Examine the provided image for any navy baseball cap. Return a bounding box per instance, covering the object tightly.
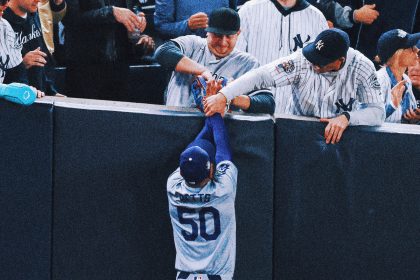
[180,139,216,186]
[303,28,350,67]
[377,29,420,63]
[205,7,240,35]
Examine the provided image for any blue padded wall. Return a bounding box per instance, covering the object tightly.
[52,102,273,279]
[274,117,420,280]
[0,102,53,280]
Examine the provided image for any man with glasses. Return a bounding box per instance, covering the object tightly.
[204,28,385,144]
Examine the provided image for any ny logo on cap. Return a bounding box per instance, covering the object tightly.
[315,40,324,51]
[397,29,408,38]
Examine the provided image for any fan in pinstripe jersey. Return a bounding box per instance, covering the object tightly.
[236,0,329,114]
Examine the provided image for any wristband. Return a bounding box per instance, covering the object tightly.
[225,99,231,112]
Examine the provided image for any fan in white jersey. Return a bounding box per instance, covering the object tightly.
[375,29,420,124]
[167,113,237,280]
[204,28,385,144]
[236,0,328,113]
[0,0,23,84]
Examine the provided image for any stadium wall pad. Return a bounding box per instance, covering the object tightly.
[0,101,53,280]
[274,115,420,280]
[51,99,273,280]
[1,98,420,279]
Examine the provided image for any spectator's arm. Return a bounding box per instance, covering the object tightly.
[246,90,275,114]
[231,90,275,114]
[155,40,211,78]
[154,41,185,70]
[154,0,191,38]
[3,63,29,85]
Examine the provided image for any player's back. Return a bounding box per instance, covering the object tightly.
[167,161,238,279]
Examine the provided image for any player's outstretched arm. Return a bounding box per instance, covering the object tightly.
[154,41,212,80]
[207,114,232,164]
[185,119,214,151]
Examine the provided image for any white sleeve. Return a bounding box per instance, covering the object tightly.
[166,167,183,192]
[220,63,276,101]
[348,102,385,126]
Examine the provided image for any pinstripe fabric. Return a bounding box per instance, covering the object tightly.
[0,18,22,83]
[222,48,383,121]
[377,67,418,123]
[269,48,383,118]
[236,0,328,113]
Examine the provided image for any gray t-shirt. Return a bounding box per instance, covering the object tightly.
[166,35,259,107]
[167,161,238,279]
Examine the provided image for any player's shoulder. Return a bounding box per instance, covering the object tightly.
[215,161,238,178]
[167,167,184,192]
[346,48,375,71]
[213,161,238,192]
[348,48,371,64]
[272,49,305,69]
[230,49,260,67]
[172,35,206,49]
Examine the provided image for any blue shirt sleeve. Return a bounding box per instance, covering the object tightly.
[207,114,232,164]
[154,0,192,38]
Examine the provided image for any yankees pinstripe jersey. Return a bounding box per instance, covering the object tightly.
[221,48,384,125]
[166,35,259,107]
[377,67,417,123]
[0,18,22,83]
[167,161,238,280]
[236,0,328,113]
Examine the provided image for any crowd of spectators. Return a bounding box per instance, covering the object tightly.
[1,0,420,129]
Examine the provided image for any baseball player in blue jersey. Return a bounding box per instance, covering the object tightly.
[375,29,420,124]
[167,113,237,280]
[204,28,385,144]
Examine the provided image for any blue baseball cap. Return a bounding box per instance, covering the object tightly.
[303,28,350,67]
[180,139,215,186]
[377,29,420,63]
